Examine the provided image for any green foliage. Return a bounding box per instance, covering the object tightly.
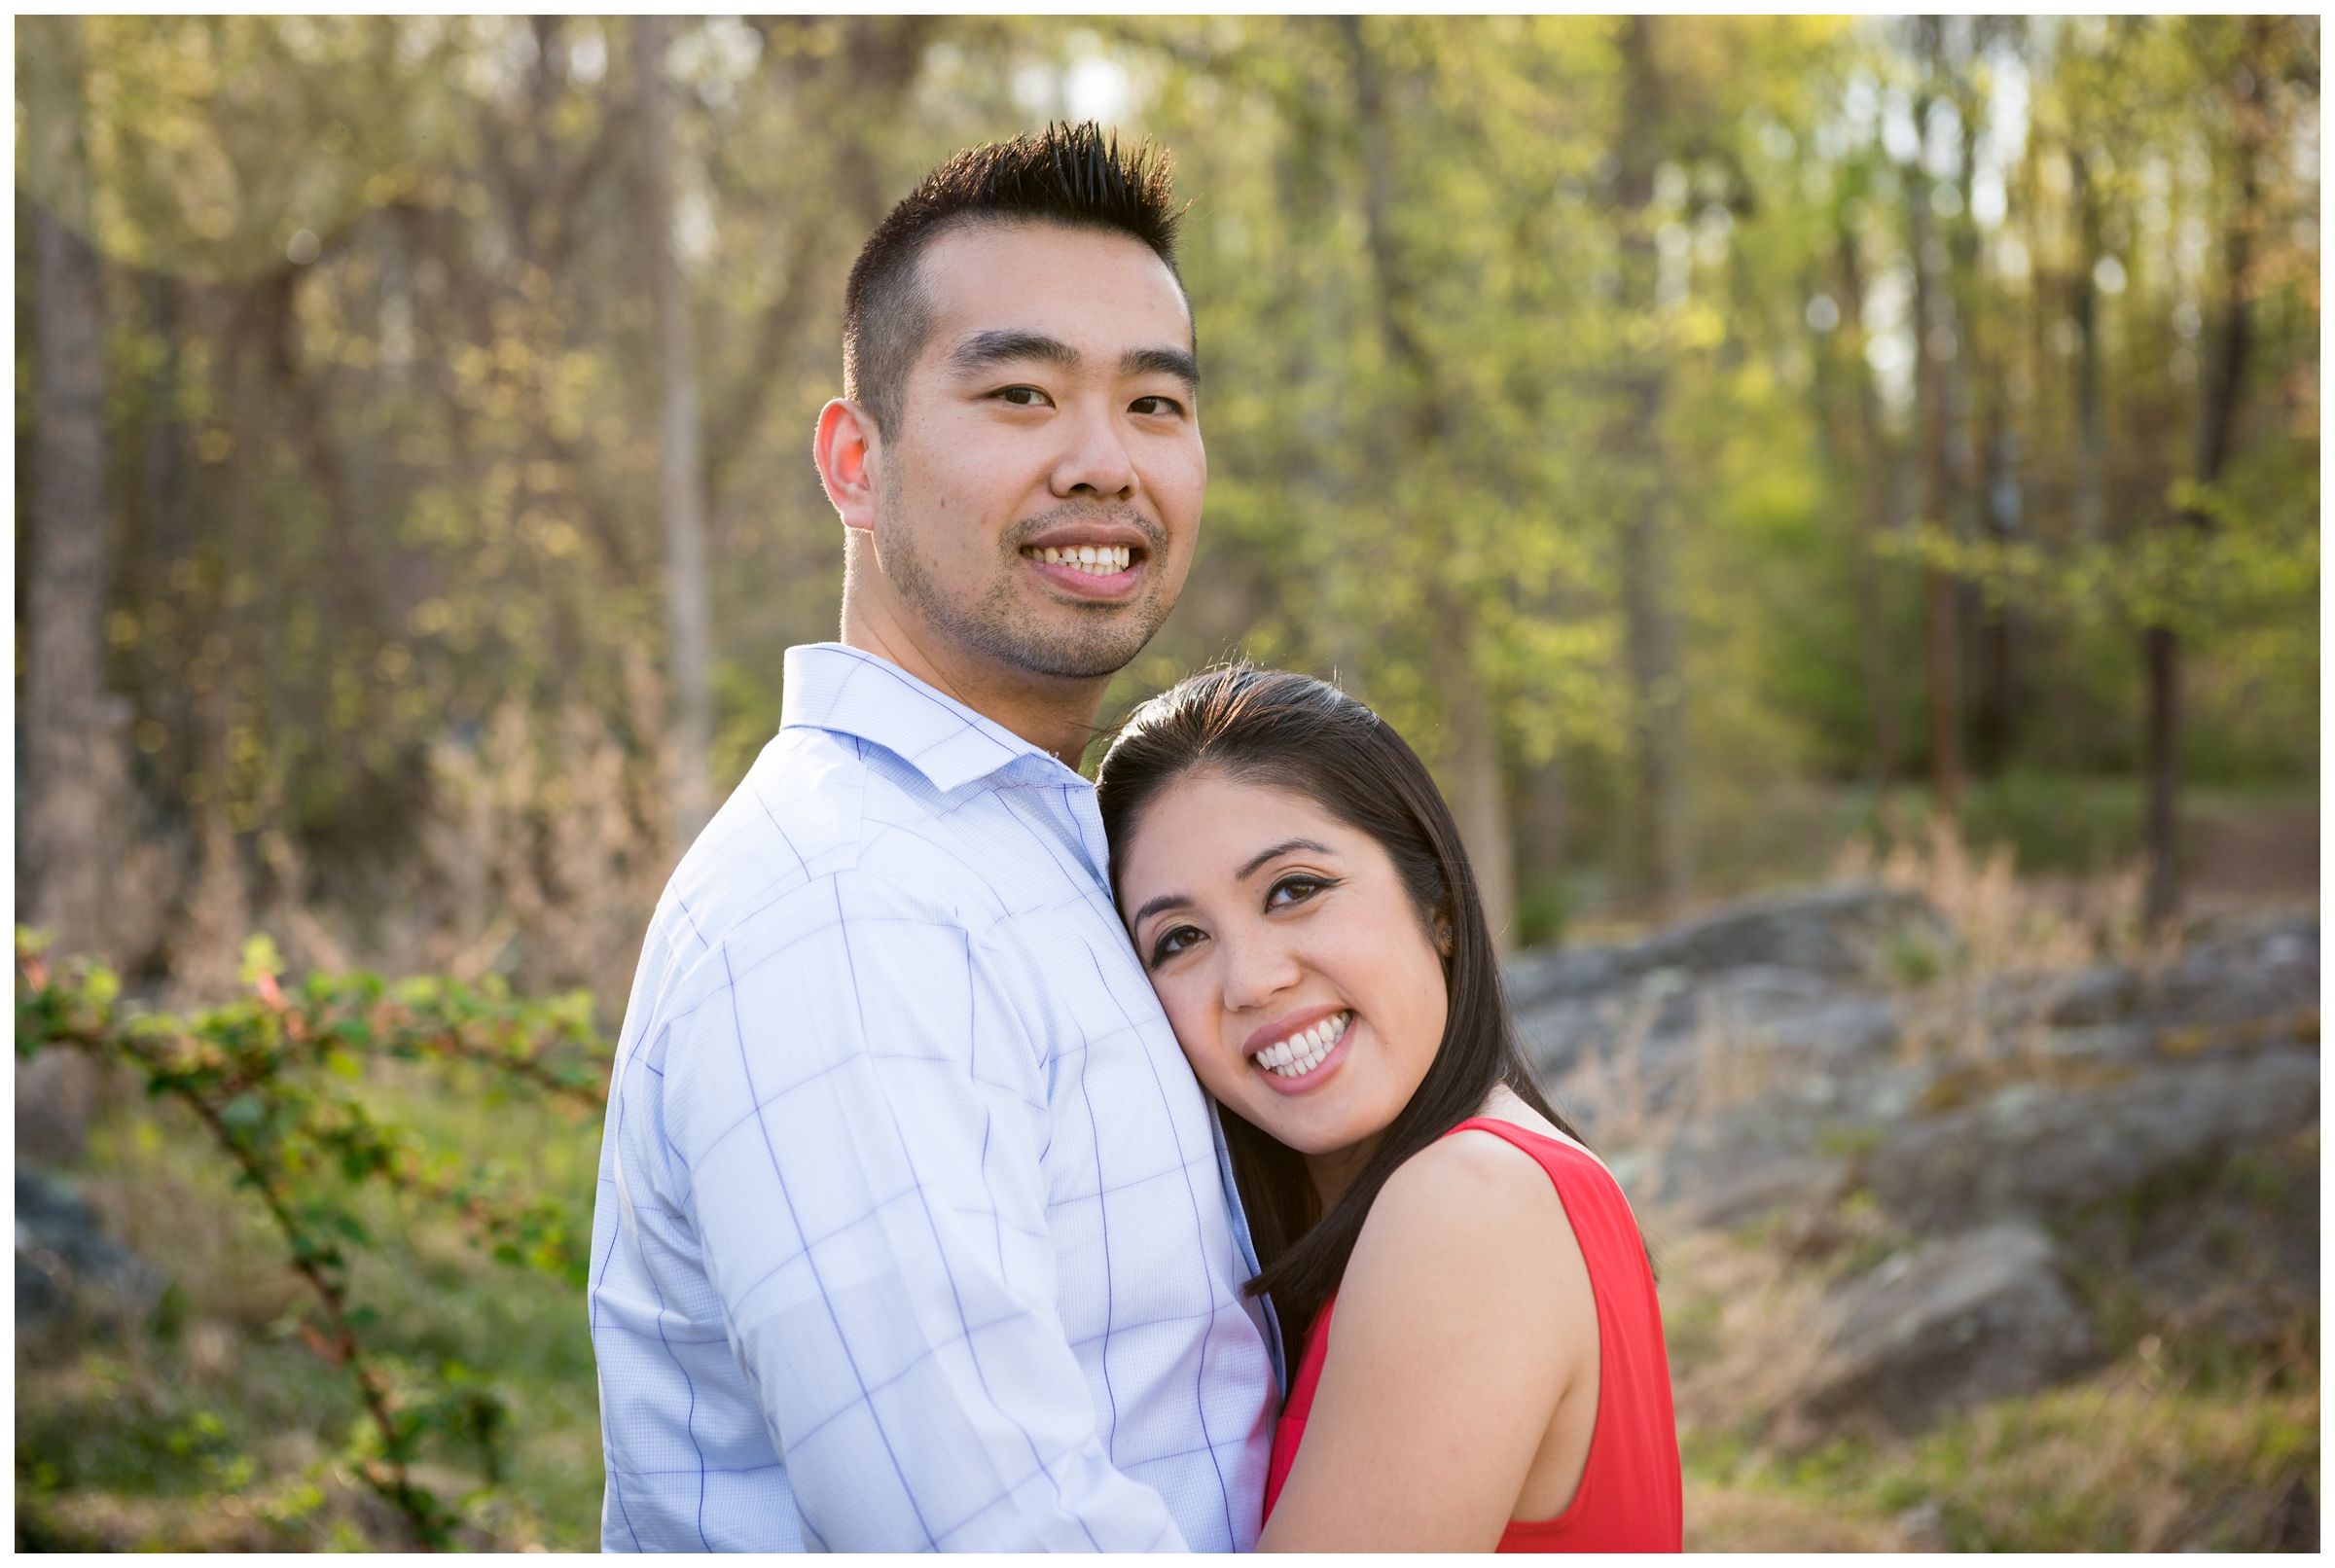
[16,927,610,1549]
[17,17,2321,941]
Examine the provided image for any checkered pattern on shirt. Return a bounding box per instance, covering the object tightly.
[589,643,1277,1551]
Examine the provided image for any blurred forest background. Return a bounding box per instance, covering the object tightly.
[15,14,2319,1552]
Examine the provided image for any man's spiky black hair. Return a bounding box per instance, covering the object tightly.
[842,123,1189,439]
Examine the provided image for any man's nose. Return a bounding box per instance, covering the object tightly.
[1050,400,1136,500]
[1221,932,1301,1015]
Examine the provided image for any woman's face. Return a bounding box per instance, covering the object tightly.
[1115,771,1450,1180]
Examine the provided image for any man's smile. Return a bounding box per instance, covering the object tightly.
[1013,511,1161,602]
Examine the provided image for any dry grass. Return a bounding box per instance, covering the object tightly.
[1683,1483,1909,1551]
[1660,1221,2319,1551]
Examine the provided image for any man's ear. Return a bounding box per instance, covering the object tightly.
[813,399,880,534]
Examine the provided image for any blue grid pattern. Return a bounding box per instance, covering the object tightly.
[589,643,1278,1551]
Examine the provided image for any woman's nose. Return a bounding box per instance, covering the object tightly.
[1220,932,1301,1013]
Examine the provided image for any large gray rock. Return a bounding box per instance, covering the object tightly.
[16,1164,167,1335]
[2152,913,2318,1028]
[1517,963,1911,1109]
[2038,963,2145,1028]
[2003,915,2317,1033]
[1859,1049,2321,1232]
[1790,1221,2096,1435]
[1504,883,1952,1013]
[1507,887,1948,1125]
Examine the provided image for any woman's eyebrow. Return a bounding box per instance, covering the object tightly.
[1130,890,1190,929]
[1237,838,1334,880]
[1128,840,1336,930]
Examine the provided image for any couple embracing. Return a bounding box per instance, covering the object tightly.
[587,125,1682,1553]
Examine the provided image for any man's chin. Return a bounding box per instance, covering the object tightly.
[981,611,1165,683]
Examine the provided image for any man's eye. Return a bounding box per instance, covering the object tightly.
[994,386,1052,408]
[1148,924,1203,968]
[1130,394,1185,417]
[1268,874,1336,909]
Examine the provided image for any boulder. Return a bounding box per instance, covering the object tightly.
[16,1164,167,1336]
[1626,1086,1851,1229]
[2039,963,2144,1028]
[1789,1221,2096,1435]
[1517,964,1910,1105]
[1859,1049,2321,1233]
[1504,883,1953,1013]
[2152,913,2318,1029]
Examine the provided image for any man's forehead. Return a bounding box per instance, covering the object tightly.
[916,220,1194,348]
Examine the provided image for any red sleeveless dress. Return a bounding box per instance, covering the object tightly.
[1261,1118,1683,1551]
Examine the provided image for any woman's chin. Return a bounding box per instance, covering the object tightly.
[1239,1098,1375,1161]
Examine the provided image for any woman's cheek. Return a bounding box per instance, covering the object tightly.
[1160,989,1222,1091]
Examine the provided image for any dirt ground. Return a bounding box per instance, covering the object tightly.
[2188,802,2319,906]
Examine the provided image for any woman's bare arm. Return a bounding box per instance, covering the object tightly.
[1257,1128,1596,1551]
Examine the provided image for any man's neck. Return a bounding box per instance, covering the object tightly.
[838,605,1108,773]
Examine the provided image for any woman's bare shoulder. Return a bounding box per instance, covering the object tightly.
[1345,1120,1583,1309]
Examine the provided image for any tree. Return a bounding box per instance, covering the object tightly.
[1609,16,1692,915]
[20,16,123,958]
[631,16,714,843]
[1907,17,1967,824]
[2141,17,2281,930]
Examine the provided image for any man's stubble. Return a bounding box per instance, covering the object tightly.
[878,489,1178,683]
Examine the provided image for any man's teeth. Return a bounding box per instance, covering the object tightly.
[1253,1012,1352,1079]
[1026,545,1132,576]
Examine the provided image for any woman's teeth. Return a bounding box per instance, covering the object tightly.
[1252,1012,1352,1079]
[1025,544,1132,576]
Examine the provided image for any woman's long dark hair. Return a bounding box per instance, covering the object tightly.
[1096,663,1588,1336]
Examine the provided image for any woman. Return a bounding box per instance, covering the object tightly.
[1096,664,1681,1551]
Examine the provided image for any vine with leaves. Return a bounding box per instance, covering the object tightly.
[15,928,613,1550]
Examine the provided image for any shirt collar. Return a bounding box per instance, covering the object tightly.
[777,643,1082,795]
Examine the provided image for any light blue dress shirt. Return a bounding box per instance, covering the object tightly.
[589,643,1278,1551]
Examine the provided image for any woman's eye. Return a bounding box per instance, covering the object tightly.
[995,386,1051,408]
[1267,874,1335,909]
[1148,924,1204,968]
[1130,394,1185,417]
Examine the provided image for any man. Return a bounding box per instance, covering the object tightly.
[588,125,1278,1551]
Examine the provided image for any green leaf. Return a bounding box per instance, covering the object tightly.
[84,966,121,1008]
[238,934,285,985]
[218,1093,268,1133]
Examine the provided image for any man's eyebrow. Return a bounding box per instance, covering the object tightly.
[947,329,1079,375]
[1238,838,1334,880]
[1122,345,1201,393]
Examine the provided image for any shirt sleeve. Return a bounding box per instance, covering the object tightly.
[659,866,1186,1551]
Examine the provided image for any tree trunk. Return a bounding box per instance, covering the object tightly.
[1909,22,1964,824]
[21,16,118,959]
[1613,15,1690,917]
[1832,209,1901,810]
[2144,19,2266,931]
[2141,623,2182,927]
[1953,77,2015,779]
[2069,149,2108,543]
[1431,597,1516,949]
[1337,16,1518,946]
[633,16,715,845]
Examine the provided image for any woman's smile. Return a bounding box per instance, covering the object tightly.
[1248,1008,1355,1090]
